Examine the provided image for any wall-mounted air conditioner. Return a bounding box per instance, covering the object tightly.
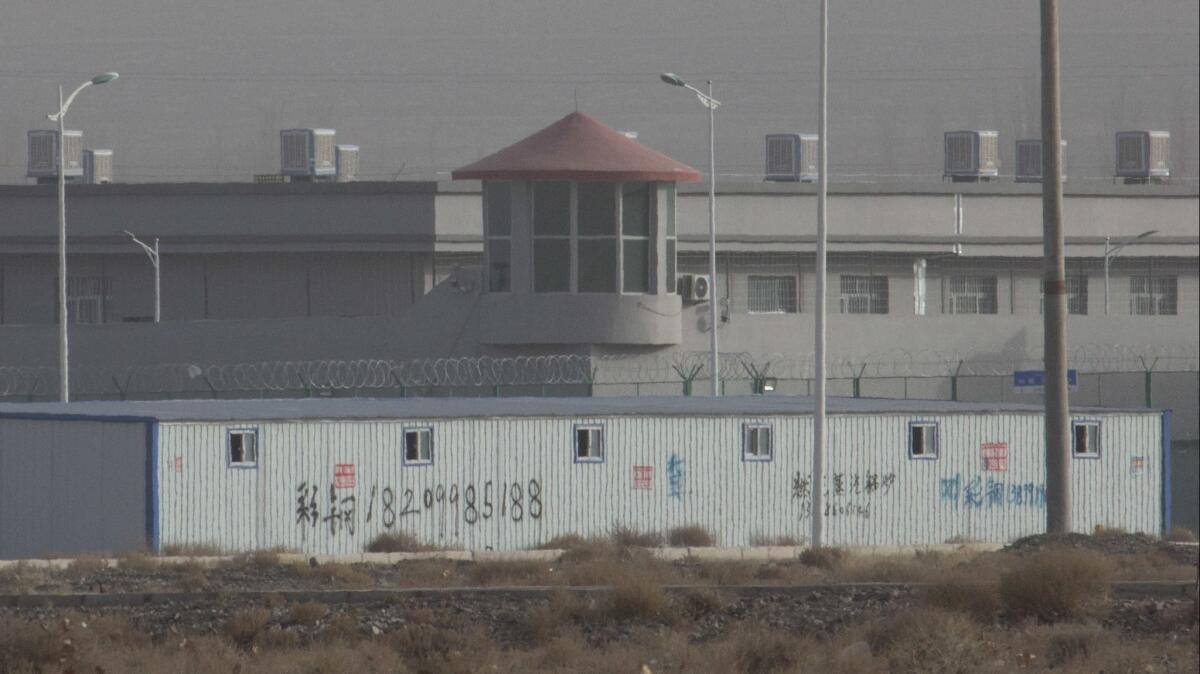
[83,149,113,184]
[765,133,818,182]
[678,274,712,302]
[27,129,84,180]
[944,130,999,182]
[1115,131,1169,182]
[1014,139,1066,183]
[280,128,337,178]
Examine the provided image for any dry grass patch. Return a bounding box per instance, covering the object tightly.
[668,524,717,547]
[287,601,328,626]
[1000,547,1113,621]
[291,562,374,589]
[117,549,158,572]
[524,588,592,644]
[536,533,589,550]
[467,559,554,586]
[749,534,803,547]
[1165,525,1198,543]
[676,587,734,618]
[607,573,668,620]
[610,524,663,548]
[799,546,847,572]
[388,558,456,587]
[923,575,1001,623]
[65,555,109,577]
[1092,524,1129,538]
[159,543,224,557]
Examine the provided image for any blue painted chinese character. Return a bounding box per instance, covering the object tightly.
[939,474,962,509]
[667,453,686,499]
[986,479,1005,508]
[963,476,984,509]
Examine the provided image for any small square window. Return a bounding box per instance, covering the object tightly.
[228,429,258,468]
[1072,421,1100,458]
[405,428,433,465]
[909,422,938,459]
[575,425,605,463]
[743,423,773,461]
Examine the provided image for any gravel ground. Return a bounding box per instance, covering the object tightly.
[1006,533,1199,566]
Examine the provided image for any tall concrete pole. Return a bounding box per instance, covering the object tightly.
[1041,0,1070,533]
[811,0,828,548]
[57,86,70,403]
[707,79,720,397]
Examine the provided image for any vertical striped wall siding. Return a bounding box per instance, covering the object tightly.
[155,412,1162,554]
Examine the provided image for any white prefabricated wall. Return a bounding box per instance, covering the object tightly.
[155,411,1164,554]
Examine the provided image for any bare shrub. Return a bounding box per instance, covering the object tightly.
[720,624,806,674]
[677,587,734,619]
[923,576,1000,622]
[1000,547,1113,620]
[693,561,756,586]
[1165,526,1198,543]
[366,531,436,553]
[799,546,846,571]
[160,543,224,557]
[288,601,328,626]
[524,589,591,644]
[607,569,668,620]
[1092,524,1129,538]
[611,524,663,548]
[388,559,456,587]
[176,560,209,592]
[322,610,361,643]
[749,534,803,547]
[867,607,994,673]
[536,533,589,550]
[65,555,109,577]
[563,545,669,587]
[389,622,494,672]
[225,608,271,645]
[466,560,553,586]
[668,524,717,547]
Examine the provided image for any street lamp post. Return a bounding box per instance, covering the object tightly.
[660,72,722,396]
[1103,230,1158,315]
[46,72,119,402]
[124,231,161,322]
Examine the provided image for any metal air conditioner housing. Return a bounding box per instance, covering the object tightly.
[944,130,999,181]
[678,274,712,302]
[1115,131,1169,180]
[765,133,818,182]
[1014,139,1066,183]
[280,128,337,177]
[83,149,114,184]
[27,129,84,178]
[335,144,359,182]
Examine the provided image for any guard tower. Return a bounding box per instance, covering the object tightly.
[453,112,701,346]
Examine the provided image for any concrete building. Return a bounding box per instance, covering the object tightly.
[0,397,1171,557]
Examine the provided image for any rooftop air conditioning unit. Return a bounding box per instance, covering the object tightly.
[280,128,337,178]
[765,133,818,182]
[83,149,113,184]
[335,144,359,182]
[1115,131,1169,182]
[27,129,83,180]
[1014,139,1066,183]
[944,130,999,181]
[677,274,712,302]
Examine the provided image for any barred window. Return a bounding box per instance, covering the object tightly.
[1041,273,1088,315]
[839,275,888,314]
[946,275,998,315]
[1129,275,1177,315]
[65,276,108,324]
[747,275,798,313]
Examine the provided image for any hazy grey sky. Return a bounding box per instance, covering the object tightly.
[1,0,1196,183]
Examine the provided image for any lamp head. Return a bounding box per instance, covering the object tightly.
[91,72,119,85]
[660,72,686,87]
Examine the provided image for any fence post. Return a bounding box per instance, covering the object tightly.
[852,363,867,398]
[950,360,964,402]
[1138,356,1159,408]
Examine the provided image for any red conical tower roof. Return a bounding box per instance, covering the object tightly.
[452,112,701,182]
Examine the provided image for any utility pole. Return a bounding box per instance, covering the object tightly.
[811,0,829,549]
[1041,0,1070,534]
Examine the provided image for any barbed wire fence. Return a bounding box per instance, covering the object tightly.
[2,344,1196,404]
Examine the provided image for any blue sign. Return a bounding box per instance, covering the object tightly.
[1013,369,1077,393]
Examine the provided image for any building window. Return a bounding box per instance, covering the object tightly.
[946,275,998,314]
[533,181,572,292]
[64,276,108,324]
[404,428,434,465]
[839,275,888,314]
[1072,421,1100,458]
[228,429,259,468]
[665,183,677,294]
[621,183,651,293]
[1041,273,1088,315]
[574,424,605,463]
[1129,275,1177,315]
[742,423,773,461]
[484,182,512,292]
[747,275,798,313]
[577,183,618,292]
[908,421,938,459]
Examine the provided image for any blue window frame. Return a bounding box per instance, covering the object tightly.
[908,420,939,460]
[227,428,259,469]
[573,423,605,463]
[1072,420,1101,459]
[742,422,774,462]
[403,427,434,466]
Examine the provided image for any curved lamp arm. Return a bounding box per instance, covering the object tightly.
[47,73,119,121]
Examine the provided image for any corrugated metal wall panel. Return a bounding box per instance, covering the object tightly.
[155,411,1163,554]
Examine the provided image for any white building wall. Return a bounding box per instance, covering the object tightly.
[155,411,1163,554]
